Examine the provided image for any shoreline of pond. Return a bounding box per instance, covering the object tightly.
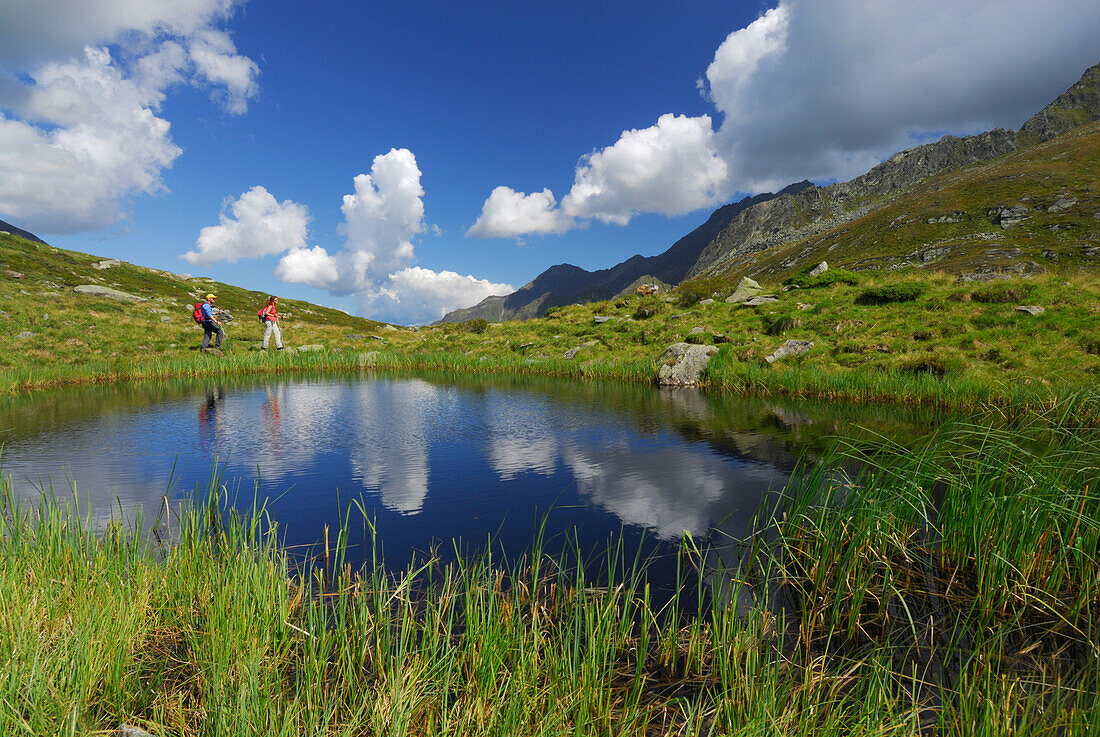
[3,345,1098,422]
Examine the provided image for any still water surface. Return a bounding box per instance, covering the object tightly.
[0,372,939,585]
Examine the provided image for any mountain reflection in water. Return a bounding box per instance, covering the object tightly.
[0,372,940,583]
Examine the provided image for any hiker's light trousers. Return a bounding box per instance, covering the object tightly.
[263,319,283,349]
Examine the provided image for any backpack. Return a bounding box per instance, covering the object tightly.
[257,307,267,324]
[193,303,205,324]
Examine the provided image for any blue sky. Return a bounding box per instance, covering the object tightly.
[1,1,1098,324]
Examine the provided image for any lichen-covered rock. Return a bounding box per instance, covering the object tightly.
[740,295,779,307]
[1014,305,1045,316]
[296,344,325,352]
[765,339,814,364]
[1047,195,1077,213]
[564,340,599,360]
[725,276,762,303]
[92,259,121,270]
[116,725,156,737]
[73,285,148,302]
[986,206,1030,229]
[656,342,718,386]
[808,261,828,277]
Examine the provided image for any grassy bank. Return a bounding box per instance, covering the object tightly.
[4,419,1097,736]
[4,228,1100,416]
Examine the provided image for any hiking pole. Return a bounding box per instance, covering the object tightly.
[218,309,234,353]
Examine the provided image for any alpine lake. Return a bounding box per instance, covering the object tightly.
[0,370,943,598]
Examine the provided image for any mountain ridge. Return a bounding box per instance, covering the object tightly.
[440,60,1100,324]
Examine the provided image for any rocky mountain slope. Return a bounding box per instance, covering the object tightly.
[442,61,1100,323]
[437,181,814,323]
[716,118,1099,285]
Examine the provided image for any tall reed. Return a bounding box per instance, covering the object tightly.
[2,417,1098,735]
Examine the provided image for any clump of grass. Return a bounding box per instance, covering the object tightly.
[730,418,1100,735]
[675,275,728,307]
[762,313,799,336]
[970,282,1034,303]
[683,332,713,345]
[459,318,490,334]
[786,267,862,288]
[855,282,926,305]
[897,354,958,378]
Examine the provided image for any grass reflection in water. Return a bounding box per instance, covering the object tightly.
[1,417,1097,735]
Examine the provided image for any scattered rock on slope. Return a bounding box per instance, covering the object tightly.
[72,285,148,303]
[725,276,763,303]
[765,339,814,364]
[656,342,718,386]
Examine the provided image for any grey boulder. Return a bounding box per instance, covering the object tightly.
[725,276,763,303]
[73,285,148,303]
[656,342,718,386]
[740,295,779,307]
[765,339,814,364]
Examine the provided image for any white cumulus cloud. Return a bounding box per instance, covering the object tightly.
[183,186,310,265]
[0,0,242,67]
[0,48,182,233]
[703,0,1100,191]
[469,114,726,238]
[467,187,574,238]
[187,29,259,114]
[274,245,340,288]
[272,149,513,324]
[364,267,514,326]
[470,0,1100,239]
[0,0,258,234]
[560,113,728,224]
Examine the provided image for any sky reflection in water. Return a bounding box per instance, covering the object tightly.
[0,374,935,582]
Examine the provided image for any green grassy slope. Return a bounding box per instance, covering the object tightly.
[710,119,1100,283]
[0,234,418,387]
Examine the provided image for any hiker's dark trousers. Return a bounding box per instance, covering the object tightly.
[202,320,225,348]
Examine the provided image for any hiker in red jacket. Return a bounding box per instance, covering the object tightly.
[259,295,284,350]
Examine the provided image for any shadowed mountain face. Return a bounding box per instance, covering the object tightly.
[441,60,1100,324]
[0,219,47,245]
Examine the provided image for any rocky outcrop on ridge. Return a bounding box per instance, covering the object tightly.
[1018,62,1100,144]
[686,128,1020,278]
